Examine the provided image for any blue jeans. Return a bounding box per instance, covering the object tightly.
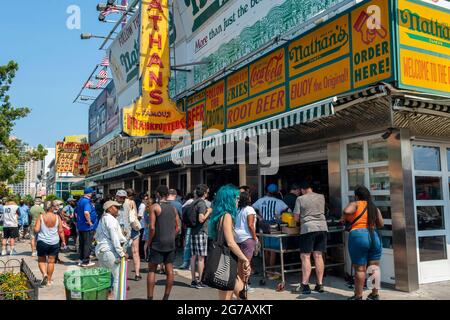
[183,228,191,264]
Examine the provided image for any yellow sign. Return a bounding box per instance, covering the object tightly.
[288,15,350,78]
[71,190,84,196]
[227,86,286,128]
[226,67,249,106]
[351,0,392,89]
[56,141,90,176]
[398,0,450,95]
[122,0,185,137]
[64,135,87,143]
[290,58,351,109]
[249,48,285,96]
[187,101,205,131]
[205,81,225,131]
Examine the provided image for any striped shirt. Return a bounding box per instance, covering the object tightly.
[252,196,288,222]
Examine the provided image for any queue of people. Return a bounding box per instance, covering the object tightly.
[0,179,384,301]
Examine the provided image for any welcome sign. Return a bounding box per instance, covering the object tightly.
[122,0,186,137]
[397,0,450,96]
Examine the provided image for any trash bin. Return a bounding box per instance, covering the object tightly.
[64,268,111,300]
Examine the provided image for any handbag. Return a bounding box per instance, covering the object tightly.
[202,216,238,291]
[127,200,141,232]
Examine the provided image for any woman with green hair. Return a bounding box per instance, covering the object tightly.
[208,184,251,300]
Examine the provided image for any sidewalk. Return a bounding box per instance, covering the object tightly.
[1,240,449,300]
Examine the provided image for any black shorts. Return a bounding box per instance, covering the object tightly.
[37,241,60,257]
[148,248,175,265]
[299,231,327,253]
[3,227,19,239]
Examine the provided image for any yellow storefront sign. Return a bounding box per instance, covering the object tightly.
[398,0,450,95]
[289,58,351,109]
[226,67,249,106]
[226,86,286,128]
[205,80,225,131]
[249,48,285,96]
[351,0,392,89]
[122,0,185,137]
[288,15,350,78]
[400,49,450,93]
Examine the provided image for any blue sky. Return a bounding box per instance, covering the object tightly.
[1,0,116,148]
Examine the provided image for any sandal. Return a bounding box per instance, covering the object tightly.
[134,275,142,281]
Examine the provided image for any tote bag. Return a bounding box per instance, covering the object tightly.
[202,216,237,291]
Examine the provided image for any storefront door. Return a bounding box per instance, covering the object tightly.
[412,143,450,284]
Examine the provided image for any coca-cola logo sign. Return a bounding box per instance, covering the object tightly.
[250,50,285,93]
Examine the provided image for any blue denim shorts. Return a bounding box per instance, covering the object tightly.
[130,229,140,240]
[348,228,382,266]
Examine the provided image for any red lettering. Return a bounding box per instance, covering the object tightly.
[148,0,163,12]
[149,90,163,104]
[149,15,162,31]
[149,71,163,87]
[250,53,284,88]
[148,53,164,68]
[149,34,162,49]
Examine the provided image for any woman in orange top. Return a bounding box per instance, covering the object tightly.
[341,185,384,300]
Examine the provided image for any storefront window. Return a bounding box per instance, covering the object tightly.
[348,169,364,191]
[347,142,364,165]
[368,139,388,163]
[413,146,441,171]
[369,167,389,191]
[373,195,391,220]
[419,236,447,262]
[415,176,442,200]
[379,225,393,249]
[417,206,445,231]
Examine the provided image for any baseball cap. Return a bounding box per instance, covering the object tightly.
[267,183,278,193]
[116,190,127,197]
[67,197,75,202]
[103,200,121,211]
[84,187,95,194]
[54,200,63,206]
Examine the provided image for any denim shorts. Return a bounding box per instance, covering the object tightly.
[130,229,140,240]
[348,228,382,266]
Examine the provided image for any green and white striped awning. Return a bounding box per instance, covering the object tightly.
[86,97,335,182]
[192,97,335,151]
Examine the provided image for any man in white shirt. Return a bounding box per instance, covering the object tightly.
[252,184,289,270]
[1,198,20,256]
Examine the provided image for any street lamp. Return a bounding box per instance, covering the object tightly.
[80,33,113,40]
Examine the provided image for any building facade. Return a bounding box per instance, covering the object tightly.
[81,0,450,291]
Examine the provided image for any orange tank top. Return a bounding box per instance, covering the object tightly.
[347,201,369,231]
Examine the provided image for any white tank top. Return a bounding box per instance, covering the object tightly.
[38,215,60,245]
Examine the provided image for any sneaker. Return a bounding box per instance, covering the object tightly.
[348,295,363,300]
[367,293,380,300]
[197,281,207,288]
[9,249,17,256]
[77,261,83,267]
[1,250,6,256]
[81,262,95,267]
[190,280,202,289]
[31,252,37,257]
[301,284,311,295]
[314,284,325,293]
[41,275,48,287]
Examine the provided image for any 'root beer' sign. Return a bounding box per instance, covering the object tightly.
[122,0,185,137]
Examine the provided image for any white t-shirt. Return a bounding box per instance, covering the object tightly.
[138,203,146,229]
[252,196,288,222]
[234,206,257,243]
[3,204,19,227]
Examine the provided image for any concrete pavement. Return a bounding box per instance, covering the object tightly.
[1,239,449,300]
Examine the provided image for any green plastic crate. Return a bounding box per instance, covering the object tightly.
[64,268,111,300]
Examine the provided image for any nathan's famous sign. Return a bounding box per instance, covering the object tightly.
[122,0,185,137]
[397,0,450,96]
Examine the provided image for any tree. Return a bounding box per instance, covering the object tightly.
[0,61,47,185]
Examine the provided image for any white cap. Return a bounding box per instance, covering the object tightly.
[116,190,127,197]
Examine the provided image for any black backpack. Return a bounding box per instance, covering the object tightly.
[182,199,201,228]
